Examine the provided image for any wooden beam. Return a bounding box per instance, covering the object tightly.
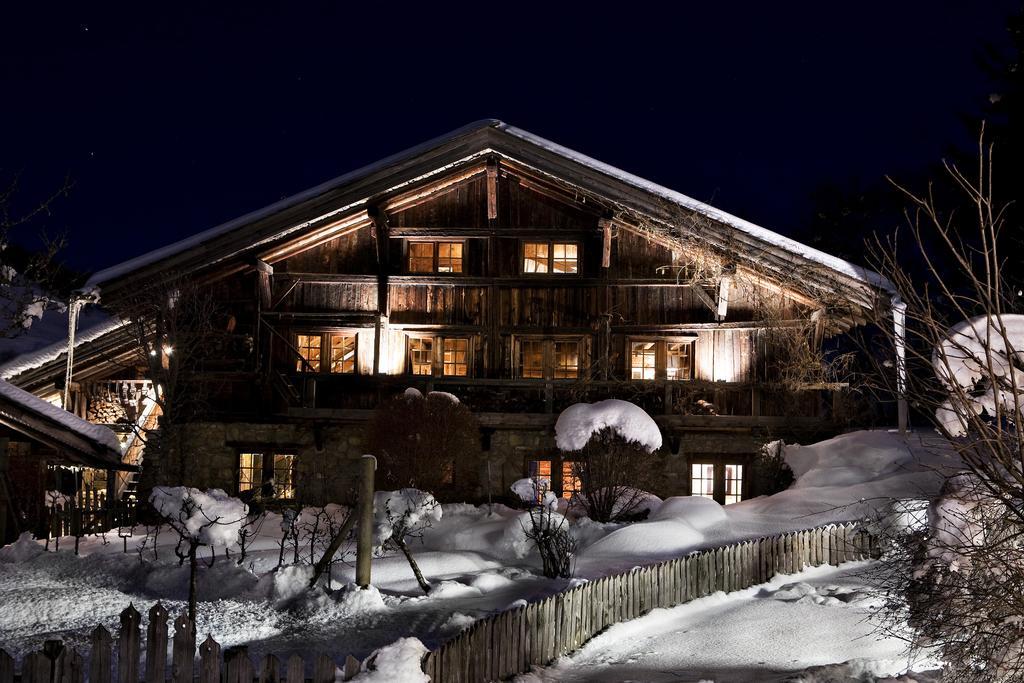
[368,206,391,376]
[599,218,613,268]
[258,211,371,263]
[716,275,731,321]
[382,165,487,213]
[486,159,498,220]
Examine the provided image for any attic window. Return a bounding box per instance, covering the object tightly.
[523,242,578,274]
[407,241,463,273]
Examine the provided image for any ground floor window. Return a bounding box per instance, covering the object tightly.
[690,461,744,505]
[526,457,582,500]
[238,452,297,500]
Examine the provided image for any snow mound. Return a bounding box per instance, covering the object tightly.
[650,496,727,528]
[933,314,1024,436]
[0,532,44,562]
[427,390,459,403]
[760,581,877,608]
[334,583,387,614]
[511,478,546,503]
[555,399,662,452]
[354,637,429,683]
[149,487,247,547]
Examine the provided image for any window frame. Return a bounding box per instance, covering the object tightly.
[525,456,583,500]
[295,330,360,375]
[689,460,745,505]
[520,240,581,276]
[405,333,474,378]
[405,239,466,275]
[514,336,585,380]
[627,337,696,381]
[237,451,298,500]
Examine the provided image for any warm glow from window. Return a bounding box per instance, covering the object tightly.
[561,461,582,499]
[408,242,435,273]
[409,337,433,375]
[691,463,715,499]
[552,243,578,273]
[519,340,545,378]
[666,341,693,380]
[296,334,321,372]
[274,454,297,500]
[724,464,743,505]
[529,460,552,498]
[523,242,549,273]
[442,338,469,376]
[553,341,579,379]
[631,341,657,380]
[329,334,357,374]
[437,242,463,273]
[238,453,262,493]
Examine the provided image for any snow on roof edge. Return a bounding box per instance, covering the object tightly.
[85,120,504,287]
[0,378,123,455]
[0,317,125,381]
[496,123,898,297]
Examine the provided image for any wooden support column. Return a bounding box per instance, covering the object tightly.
[368,206,391,376]
[0,437,9,544]
[254,259,274,310]
[486,158,500,376]
[599,216,614,380]
[598,218,613,269]
[356,455,376,588]
[486,158,499,221]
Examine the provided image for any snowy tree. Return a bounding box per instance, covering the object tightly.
[867,132,1024,681]
[555,399,662,522]
[511,480,576,579]
[373,489,441,594]
[149,486,247,625]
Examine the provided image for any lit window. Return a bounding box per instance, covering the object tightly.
[552,243,579,274]
[529,460,552,498]
[437,242,463,273]
[519,340,545,379]
[296,334,321,372]
[408,243,435,273]
[408,241,463,273]
[553,341,580,379]
[666,341,693,380]
[442,338,469,376]
[631,341,657,380]
[274,454,297,500]
[523,242,579,274]
[409,337,434,375]
[329,334,357,374]
[724,464,743,505]
[238,453,297,500]
[691,463,715,500]
[238,453,262,493]
[523,243,549,273]
[561,461,582,499]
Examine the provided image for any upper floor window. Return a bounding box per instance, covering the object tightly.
[297,332,358,374]
[629,339,695,381]
[523,241,579,274]
[408,241,464,274]
[515,337,583,380]
[407,335,472,377]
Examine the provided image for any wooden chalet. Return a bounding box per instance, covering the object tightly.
[0,121,901,507]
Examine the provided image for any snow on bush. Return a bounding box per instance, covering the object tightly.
[353,637,429,683]
[574,488,663,519]
[149,487,247,547]
[0,532,44,562]
[373,489,442,546]
[510,477,545,503]
[555,399,662,453]
[933,313,1024,437]
[403,387,423,399]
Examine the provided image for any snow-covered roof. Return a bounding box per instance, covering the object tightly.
[0,314,123,381]
[83,120,896,300]
[0,378,124,466]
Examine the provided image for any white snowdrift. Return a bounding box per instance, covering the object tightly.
[354,637,429,683]
[555,399,662,452]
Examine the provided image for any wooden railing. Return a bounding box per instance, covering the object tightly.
[421,522,876,682]
[46,498,137,553]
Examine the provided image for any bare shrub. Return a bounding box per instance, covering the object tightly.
[565,427,658,523]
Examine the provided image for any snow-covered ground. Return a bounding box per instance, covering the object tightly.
[520,562,940,683]
[0,429,960,678]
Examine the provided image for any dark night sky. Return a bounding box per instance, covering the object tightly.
[1,2,1019,274]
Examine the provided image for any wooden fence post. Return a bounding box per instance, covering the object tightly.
[198,636,221,683]
[145,603,168,683]
[118,604,141,683]
[171,613,195,683]
[89,626,112,683]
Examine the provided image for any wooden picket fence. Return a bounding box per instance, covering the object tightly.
[0,603,365,683]
[0,522,875,683]
[421,521,877,682]
[47,497,138,551]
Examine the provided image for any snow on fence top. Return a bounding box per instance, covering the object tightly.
[0,378,122,453]
[555,399,662,453]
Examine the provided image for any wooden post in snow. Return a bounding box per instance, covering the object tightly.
[356,455,376,588]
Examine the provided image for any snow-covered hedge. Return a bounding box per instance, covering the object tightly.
[149,487,248,547]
